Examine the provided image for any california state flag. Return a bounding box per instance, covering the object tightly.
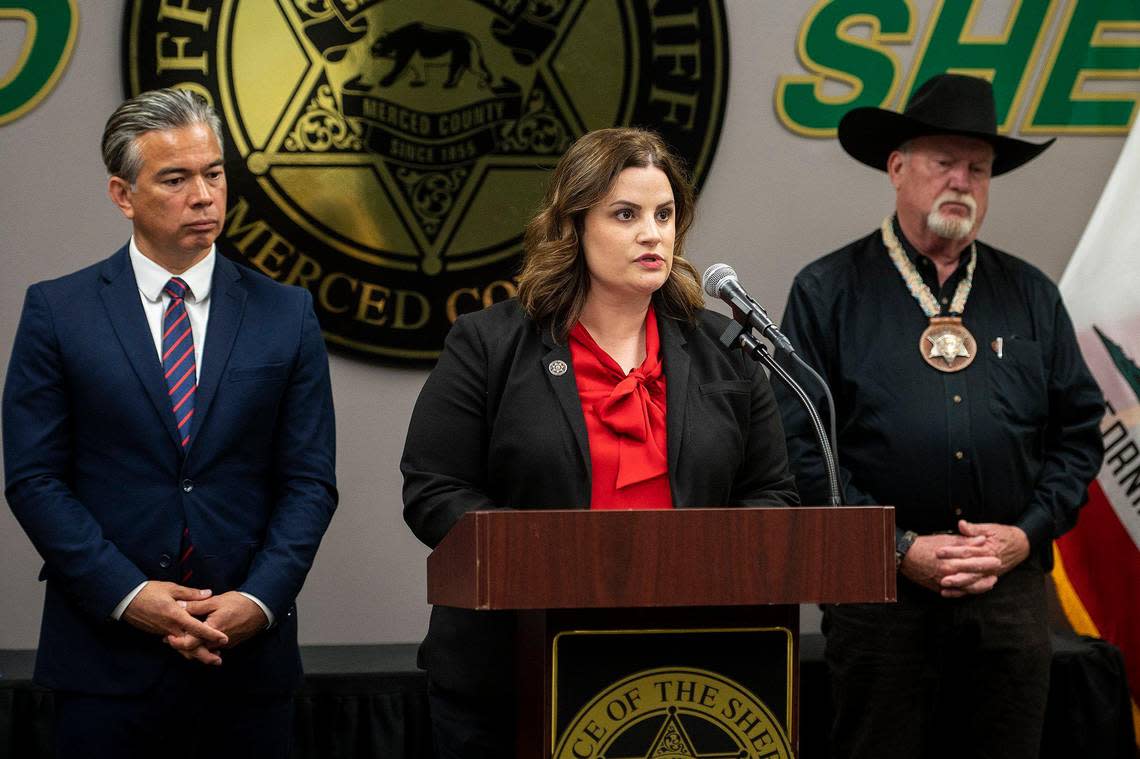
[1055,123,1140,743]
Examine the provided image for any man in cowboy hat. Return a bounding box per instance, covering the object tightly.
[775,74,1104,758]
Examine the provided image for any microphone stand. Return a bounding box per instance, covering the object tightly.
[718,319,842,507]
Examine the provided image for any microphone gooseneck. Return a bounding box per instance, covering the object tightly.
[704,263,842,506]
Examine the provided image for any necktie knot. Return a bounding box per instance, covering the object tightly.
[164,277,190,301]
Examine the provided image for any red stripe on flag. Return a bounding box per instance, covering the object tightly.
[1056,479,1140,712]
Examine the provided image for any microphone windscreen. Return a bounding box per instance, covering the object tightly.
[701,263,737,298]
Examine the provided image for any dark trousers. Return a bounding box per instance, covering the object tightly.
[54,659,294,759]
[428,678,514,759]
[823,560,1051,759]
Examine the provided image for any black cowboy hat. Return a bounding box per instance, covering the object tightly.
[838,73,1054,176]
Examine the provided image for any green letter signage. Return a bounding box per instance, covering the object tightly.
[0,0,77,126]
[907,0,1054,131]
[778,0,1137,136]
[1028,0,1140,134]
[776,0,915,136]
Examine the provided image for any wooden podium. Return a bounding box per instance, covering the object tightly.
[427,506,895,758]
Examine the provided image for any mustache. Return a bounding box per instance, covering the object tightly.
[933,192,976,215]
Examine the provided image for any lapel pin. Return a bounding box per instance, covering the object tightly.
[991,337,1003,358]
[548,360,568,376]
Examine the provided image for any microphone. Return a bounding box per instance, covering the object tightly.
[703,263,842,505]
[702,264,794,354]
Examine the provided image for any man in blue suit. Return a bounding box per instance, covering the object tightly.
[3,89,337,756]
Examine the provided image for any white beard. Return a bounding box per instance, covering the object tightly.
[926,193,976,240]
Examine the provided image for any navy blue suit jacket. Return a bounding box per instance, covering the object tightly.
[3,246,337,695]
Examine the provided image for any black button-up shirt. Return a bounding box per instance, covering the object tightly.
[775,220,1104,564]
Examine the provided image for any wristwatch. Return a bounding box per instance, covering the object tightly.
[895,530,918,569]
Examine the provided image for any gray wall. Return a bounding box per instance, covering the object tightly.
[0,3,1128,647]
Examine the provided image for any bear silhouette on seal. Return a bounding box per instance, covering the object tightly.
[371,22,492,89]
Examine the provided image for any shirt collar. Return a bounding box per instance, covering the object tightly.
[890,214,972,287]
[891,215,926,268]
[129,238,216,304]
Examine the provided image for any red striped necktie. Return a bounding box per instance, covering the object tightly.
[163,277,198,583]
[162,277,197,450]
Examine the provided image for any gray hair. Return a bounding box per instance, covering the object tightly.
[101,88,224,183]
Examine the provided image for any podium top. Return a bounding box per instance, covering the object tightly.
[427,506,896,610]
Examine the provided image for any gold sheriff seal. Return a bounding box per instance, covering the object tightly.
[124,0,728,360]
[553,668,793,759]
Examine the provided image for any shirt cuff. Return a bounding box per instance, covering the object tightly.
[111,581,149,620]
[1015,506,1053,552]
[239,591,275,628]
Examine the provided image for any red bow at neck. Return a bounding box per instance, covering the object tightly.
[570,310,668,489]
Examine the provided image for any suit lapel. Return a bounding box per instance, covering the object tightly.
[540,328,591,477]
[659,312,690,493]
[190,255,247,451]
[99,247,183,452]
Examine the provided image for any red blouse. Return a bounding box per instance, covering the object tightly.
[568,306,673,510]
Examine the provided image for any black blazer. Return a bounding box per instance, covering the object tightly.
[400,299,797,695]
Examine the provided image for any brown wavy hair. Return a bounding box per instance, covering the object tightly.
[517,127,703,340]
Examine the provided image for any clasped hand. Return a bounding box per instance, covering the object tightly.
[123,582,267,665]
[899,520,1030,598]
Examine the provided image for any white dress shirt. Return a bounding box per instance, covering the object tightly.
[112,239,273,627]
[129,237,214,377]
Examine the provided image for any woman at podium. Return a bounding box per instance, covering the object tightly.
[401,127,799,757]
